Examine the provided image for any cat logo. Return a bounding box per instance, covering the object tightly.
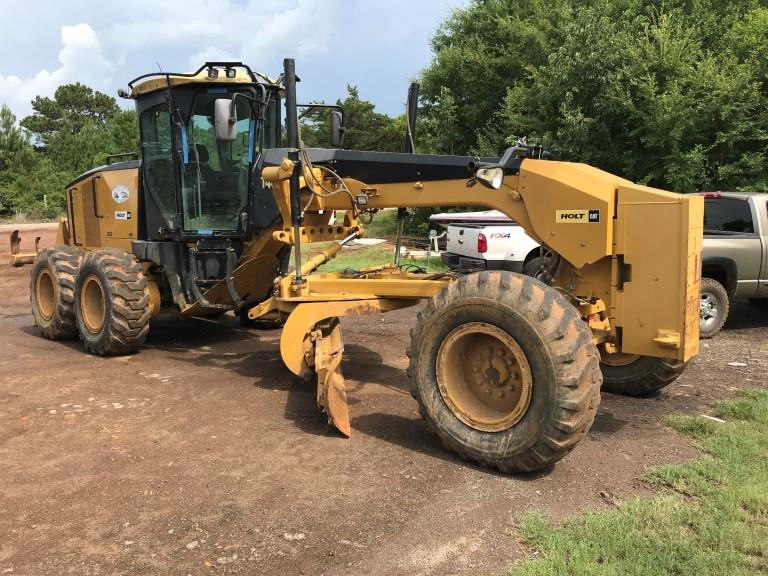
[555,209,600,223]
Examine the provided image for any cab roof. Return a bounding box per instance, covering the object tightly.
[127,62,279,97]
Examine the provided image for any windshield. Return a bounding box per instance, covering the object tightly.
[181,92,255,232]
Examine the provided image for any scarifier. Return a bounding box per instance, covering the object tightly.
[26,59,703,472]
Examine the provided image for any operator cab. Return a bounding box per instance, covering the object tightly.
[126,62,281,241]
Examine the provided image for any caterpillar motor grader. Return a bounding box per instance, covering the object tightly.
[28,59,703,473]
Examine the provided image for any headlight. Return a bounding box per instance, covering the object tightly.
[475,166,504,189]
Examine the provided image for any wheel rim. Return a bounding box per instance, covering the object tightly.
[81,275,106,334]
[36,269,55,321]
[700,291,719,329]
[600,351,640,367]
[436,322,532,432]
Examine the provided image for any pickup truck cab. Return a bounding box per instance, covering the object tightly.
[700,192,768,337]
[429,211,541,274]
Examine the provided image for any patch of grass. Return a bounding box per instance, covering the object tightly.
[362,209,399,238]
[316,244,447,273]
[511,389,768,575]
[291,242,448,274]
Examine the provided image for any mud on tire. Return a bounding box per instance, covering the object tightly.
[407,271,602,474]
[30,246,82,340]
[74,249,150,355]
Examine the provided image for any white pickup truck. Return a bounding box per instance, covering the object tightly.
[429,211,541,274]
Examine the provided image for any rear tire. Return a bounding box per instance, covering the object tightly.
[700,277,729,338]
[522,256,548,281]
[408,271,601,473]
[74,249,150,355]
[600,353,686,396]
[29,246,82,340]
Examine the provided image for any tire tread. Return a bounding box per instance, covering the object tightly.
[408,271,601,474]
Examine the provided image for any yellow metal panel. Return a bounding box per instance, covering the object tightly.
[612,185,702,361]
[518,160,631,267]
[298,276,450,299]
[68,186,86,248]
[99,169,140,245]
[280,299,417,376]
[79,178,101,247]
[130,68,264,97]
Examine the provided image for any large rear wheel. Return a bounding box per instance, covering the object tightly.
[74,249,151,355]
[600,352,685,396]
[29,246,82,339]
[408,271,601,473]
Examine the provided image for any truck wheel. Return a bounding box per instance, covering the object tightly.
[29,246,82,340]
[700,277,729,338]
[408,271,601,473]
[600,353,685,396]
[74,249,151,355]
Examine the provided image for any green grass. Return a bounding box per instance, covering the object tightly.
[292,242,448,274]
[361,209,399,238]
[315,244,447,273]
[511,389,768,575]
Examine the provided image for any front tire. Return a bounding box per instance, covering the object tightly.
[408,271,601,473]
[600,353,686,396]
[74,249,150,355]
[700,277,729,338]
[29,246,82,340]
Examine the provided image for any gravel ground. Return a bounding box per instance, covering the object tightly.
[1,227,766,575]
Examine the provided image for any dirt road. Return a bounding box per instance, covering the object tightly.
[1,227,766,575]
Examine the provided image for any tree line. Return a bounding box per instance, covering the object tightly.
[3,0,768,224]
[0,84,138,219]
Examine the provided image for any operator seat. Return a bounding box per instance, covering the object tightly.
[194,144,216,184]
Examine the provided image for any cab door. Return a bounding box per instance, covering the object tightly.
[66,185,85,248]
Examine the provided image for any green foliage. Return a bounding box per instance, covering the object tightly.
[511,389,768,575]
[421,0,768,193]
[1,84,138,219]
[300,85,404,152]
[420,0,572,155]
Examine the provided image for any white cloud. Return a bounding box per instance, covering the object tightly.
[0,0,467,120]
[109,0,339,72]
[0,23,111,120]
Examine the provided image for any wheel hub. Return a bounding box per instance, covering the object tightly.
[36,269,55,321]
[436,322,532,432]
[700,292,718,326]
[81,275,106,334]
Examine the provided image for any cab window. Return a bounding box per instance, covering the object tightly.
[704,197,754,234]
[180,93,253,232]
[140,105,175,227]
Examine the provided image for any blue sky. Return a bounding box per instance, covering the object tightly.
[0,0,466,120]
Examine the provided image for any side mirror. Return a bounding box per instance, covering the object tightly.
[214,98,236,141]
[330,110,345,148]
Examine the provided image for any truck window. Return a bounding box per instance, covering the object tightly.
[703,197,754,233]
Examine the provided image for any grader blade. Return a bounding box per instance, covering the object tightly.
[314,318,350,436]
[276,299,417,436]
[9,230,40,267]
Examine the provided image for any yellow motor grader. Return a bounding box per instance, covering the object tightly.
[27,59,702,473]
